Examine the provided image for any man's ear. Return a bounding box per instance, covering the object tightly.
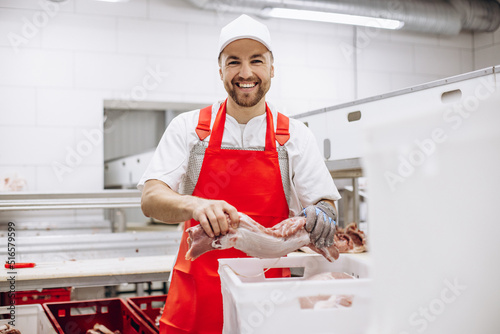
[271,64,274,78]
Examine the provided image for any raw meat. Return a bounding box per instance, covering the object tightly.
[0,324,21,334]
[185,213,340,262]
[86,324,121,334]
[307,272,354,280]
[299,271,354,309]
[299,294,353,309]
[334,222,366,253]
[155,305,164,327]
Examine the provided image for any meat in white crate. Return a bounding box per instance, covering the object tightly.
[218,254,371,334]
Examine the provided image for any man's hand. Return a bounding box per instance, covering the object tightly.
[141,180,239,236]
[192,198,239,238]
[300,200,337,248]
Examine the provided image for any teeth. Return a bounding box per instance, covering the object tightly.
[239,83,256,88]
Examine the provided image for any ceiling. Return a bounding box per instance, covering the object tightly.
[186,0,500,35]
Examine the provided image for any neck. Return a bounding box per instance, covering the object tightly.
[225,98,266,124]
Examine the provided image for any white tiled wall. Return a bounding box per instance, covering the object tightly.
[352,28,476,99]
[473,29,500,69]
[0,0,497,192]
[43,14,116,52]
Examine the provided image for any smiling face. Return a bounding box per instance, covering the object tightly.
[219,39,274,108]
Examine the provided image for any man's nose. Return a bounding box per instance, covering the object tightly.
[239,61,252,79]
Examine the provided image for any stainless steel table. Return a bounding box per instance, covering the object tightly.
[1,255,175,292]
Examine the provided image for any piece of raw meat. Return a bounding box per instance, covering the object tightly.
[86,324,121,334]
[299,294,354,309]
[299,271,354,309]
[307,272,354,280]
[0,324,21,334]
[155,305,164,327]
[185,213,340,262]
[335,222,366,253]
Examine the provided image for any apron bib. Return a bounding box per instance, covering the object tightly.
[160,100,290,334]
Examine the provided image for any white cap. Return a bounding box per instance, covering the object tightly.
[218,14,272,54]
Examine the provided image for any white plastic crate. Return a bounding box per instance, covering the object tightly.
[362,89,500,333]
[218,254,371,334]
[294,66,499,161]
[0,304,57,333]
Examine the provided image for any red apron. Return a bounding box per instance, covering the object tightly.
[160,100,290,334]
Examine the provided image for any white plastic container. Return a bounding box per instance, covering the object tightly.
[294,66,498,161]
[218,254,371,334]
[0,304,57,333]
[362,85,500,333]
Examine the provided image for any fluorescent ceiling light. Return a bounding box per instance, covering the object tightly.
[264,7,404,30]
[93,0,129,2]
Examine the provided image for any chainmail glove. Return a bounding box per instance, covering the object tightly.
[300,201,337,248]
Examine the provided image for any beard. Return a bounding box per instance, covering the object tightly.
[225,77,270,108]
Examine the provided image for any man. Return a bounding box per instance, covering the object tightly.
[138,14,340,334]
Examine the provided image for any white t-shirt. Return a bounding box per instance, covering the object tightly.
[137,101,341,216]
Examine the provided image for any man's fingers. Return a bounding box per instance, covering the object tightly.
[301,204,337,248]
[214,210,229,235]
[316,214,333,248]
[324,220,336,247]
[198,216,214,238]
[304,206,318,233]
[227,209,240,229]
[309,216,325,245]
[206,211,220,236]
[192,199,239,237]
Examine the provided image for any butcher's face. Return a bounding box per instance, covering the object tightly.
[219,39,274,108]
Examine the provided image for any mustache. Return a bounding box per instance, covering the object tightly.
[231,77,261,84]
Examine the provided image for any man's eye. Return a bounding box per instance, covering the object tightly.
[252,60,263,64]
[228,61,239,65]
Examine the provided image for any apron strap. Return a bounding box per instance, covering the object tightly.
[206,100,287,150]
[208,101,227,149]
[275,112,290,146]
[195,105,212,141]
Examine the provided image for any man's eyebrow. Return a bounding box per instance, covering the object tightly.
[250,54,265,59]
[225,54,266,61]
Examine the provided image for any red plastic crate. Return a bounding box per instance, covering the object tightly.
[127,295,167,333]
[2,288,71,306]
[43,298,156,334]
